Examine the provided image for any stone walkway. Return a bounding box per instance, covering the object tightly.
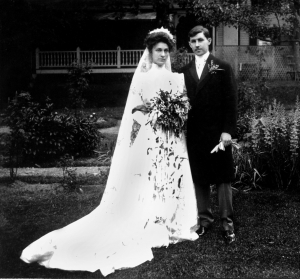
[98,120,121,135]
[0,122,120,180]
[0,166,109,179]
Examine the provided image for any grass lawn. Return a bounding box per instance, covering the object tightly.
[0,182,299,278]
[0,81,300,278]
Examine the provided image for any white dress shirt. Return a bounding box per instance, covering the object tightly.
[195,51,210,79]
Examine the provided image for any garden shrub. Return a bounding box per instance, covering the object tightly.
[234,97,300,190]
[236,81,268,141]
[171,47,189,73]
[66,61,92,116]
[5,92,100,163]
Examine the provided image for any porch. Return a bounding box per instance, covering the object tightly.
[35,46,300,80]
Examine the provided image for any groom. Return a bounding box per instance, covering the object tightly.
[179,26,238,244]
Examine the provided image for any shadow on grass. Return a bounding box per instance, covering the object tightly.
[0,183,299,278]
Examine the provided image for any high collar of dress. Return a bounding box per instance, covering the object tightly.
[195,52,210,65]
[150,63,168,72]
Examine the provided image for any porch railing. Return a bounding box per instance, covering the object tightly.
[36,47,148,73]
[36,46,299,80]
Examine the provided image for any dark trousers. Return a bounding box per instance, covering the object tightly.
[195,182,234,231]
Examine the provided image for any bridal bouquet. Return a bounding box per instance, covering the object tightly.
[147,89,191,137]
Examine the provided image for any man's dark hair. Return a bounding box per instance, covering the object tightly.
[188,25,211,40]
[144,32,175,52]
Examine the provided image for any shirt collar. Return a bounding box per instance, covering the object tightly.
[195,51,210,65]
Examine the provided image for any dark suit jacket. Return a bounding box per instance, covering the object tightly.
[179,54,238,185]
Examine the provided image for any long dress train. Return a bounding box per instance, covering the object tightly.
[20,63,199,277]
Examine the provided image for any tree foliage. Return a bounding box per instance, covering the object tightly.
[178,0,299,44]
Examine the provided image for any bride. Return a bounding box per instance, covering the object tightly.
[20,28,199,277]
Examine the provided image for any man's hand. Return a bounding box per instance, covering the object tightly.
[220,132,232,147]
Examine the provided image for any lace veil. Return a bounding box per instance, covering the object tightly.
[102,28,174,191]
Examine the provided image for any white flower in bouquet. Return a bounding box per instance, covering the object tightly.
[147,89,191,137]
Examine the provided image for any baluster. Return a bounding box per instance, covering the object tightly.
[132,51,134,65]
[39,53,42,67]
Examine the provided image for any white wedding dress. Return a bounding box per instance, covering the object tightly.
[20,52,198,277]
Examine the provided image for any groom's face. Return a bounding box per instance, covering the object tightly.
[189,32,211,57]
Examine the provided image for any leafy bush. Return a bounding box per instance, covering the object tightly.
[5,92,100,163]
[58,154,83,193]
[171,47,189,73]
[234,97,300,190]
[236,81,268,141]
[66,61,92,116]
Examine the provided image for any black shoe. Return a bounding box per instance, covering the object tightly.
[196,226,210,236]
[223,230,236,244]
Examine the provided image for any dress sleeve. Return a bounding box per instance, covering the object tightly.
[130,74,148,126]
[177,73,187,96]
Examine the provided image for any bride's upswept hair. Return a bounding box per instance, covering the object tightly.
[144,32,175,52]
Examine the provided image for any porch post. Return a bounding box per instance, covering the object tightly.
[117,46,121,68]
[212,27,216,56]
[35,48,40,70]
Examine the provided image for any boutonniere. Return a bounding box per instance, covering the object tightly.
[208,60,224,74]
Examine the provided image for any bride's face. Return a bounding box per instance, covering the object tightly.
[151,42,169,67]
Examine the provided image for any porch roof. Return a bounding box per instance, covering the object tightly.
[95,12,156,21]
